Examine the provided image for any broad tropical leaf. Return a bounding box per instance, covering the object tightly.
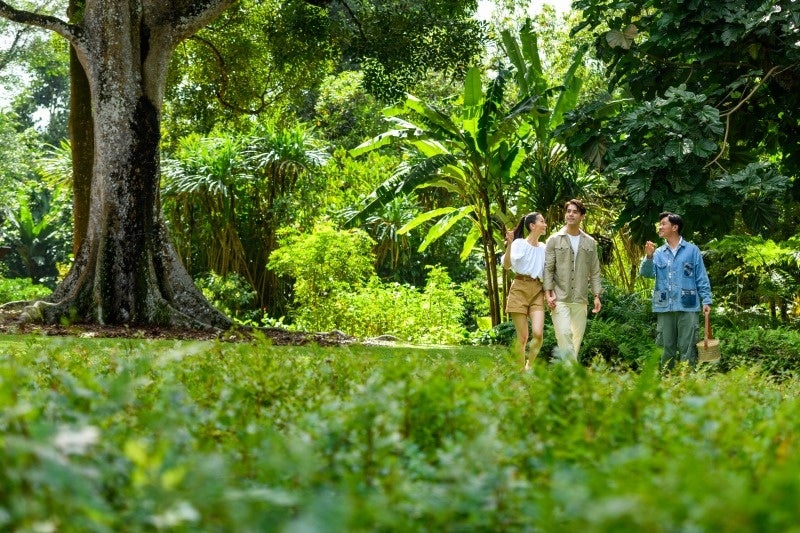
[463,66,484,108]
[398,206,459,234]
[418,206,475,252]
[460,224,482,261]
[344,154,458,227]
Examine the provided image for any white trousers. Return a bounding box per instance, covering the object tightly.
[550,302,588,363]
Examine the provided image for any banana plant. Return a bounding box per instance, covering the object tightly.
[347,64,548,326]
[4,194,61,284]
[502,19,603,224]
[347,21,598,326]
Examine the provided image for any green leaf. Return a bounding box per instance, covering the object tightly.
[463,67,484,108]
[418,206,474,251]
[410,139,449,158]
[350,129,408,158]
[398,207,458,234]
[520,20,546,95]
[344,154,457,227]
[403,95,460,136]
[550,44,587,129]
[501,29,529,95]
[459,224,482,261]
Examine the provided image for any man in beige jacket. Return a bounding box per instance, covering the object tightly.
[544,199,603,363]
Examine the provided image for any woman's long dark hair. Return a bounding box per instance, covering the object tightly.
[512,212,541,240]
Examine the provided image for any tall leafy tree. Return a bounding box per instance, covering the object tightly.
[348,22,598,326]
[0,0,486,328]
[571,0,797,239]
[0,0,237,327]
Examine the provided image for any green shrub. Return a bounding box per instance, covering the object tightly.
[328,266,467,344]
[0,276,52,303]
[717,326,800,379]
[268,222,376,330]
[269,224,466,343]
[5,338,800,530]
[457,275,491,331]
[581,318,658,369]
[470,319,517,346]
[195,272,259,323]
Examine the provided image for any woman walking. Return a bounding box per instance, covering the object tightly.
[502,212,547,370]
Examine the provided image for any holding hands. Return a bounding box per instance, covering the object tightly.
[546,291,557,309]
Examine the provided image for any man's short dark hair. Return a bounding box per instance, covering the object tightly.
[659,211,683,234]
[565,199,586,215]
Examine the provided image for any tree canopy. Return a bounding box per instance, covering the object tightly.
[570,0,799,239]
[164,0,486,141]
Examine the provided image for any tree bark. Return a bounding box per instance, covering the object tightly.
[1,0,236,328]
[68,25,93,255]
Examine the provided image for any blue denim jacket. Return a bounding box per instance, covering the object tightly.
[640,238,712,313]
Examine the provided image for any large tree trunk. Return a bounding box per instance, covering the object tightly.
[68,37,93,255]
[3,0,236,328]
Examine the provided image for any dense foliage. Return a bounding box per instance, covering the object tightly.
[163,0,485,139]
[570,0,799,239]
[3,337,800,529]
[1,2,799,527]
[268,224,468,343]
[161,124,329,317]
[1,0,799,331]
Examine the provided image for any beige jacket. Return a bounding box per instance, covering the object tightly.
[543,227,603,304]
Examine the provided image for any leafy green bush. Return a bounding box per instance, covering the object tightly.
[581,318,659,369]
[457,275,491,331]
[4,338,800,530]
[470,319,517,346]
[195,271,260,323]
[327,265,467,344]
[0,276,53,303]
[0,188,73,288]
[717,325,800,379]
[269,224,466,343]
[582,284,657,368]
[268,222,377,330]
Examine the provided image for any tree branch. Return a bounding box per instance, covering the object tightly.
[719,65,785,118]
[704,113,730,171]
[0,1,77,42]
[189,34,280,114]
[336,0,366,41]
[167,0,238,40]
[704,65,789,169]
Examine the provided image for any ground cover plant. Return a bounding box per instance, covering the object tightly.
[3,335,800,531]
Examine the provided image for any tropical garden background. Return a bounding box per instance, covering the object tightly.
[2,0,800,528]
[2,0,799,349]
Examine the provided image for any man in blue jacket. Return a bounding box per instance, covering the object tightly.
[640,212,712,370]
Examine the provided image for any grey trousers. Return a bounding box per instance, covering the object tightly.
[656,311,699,369]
